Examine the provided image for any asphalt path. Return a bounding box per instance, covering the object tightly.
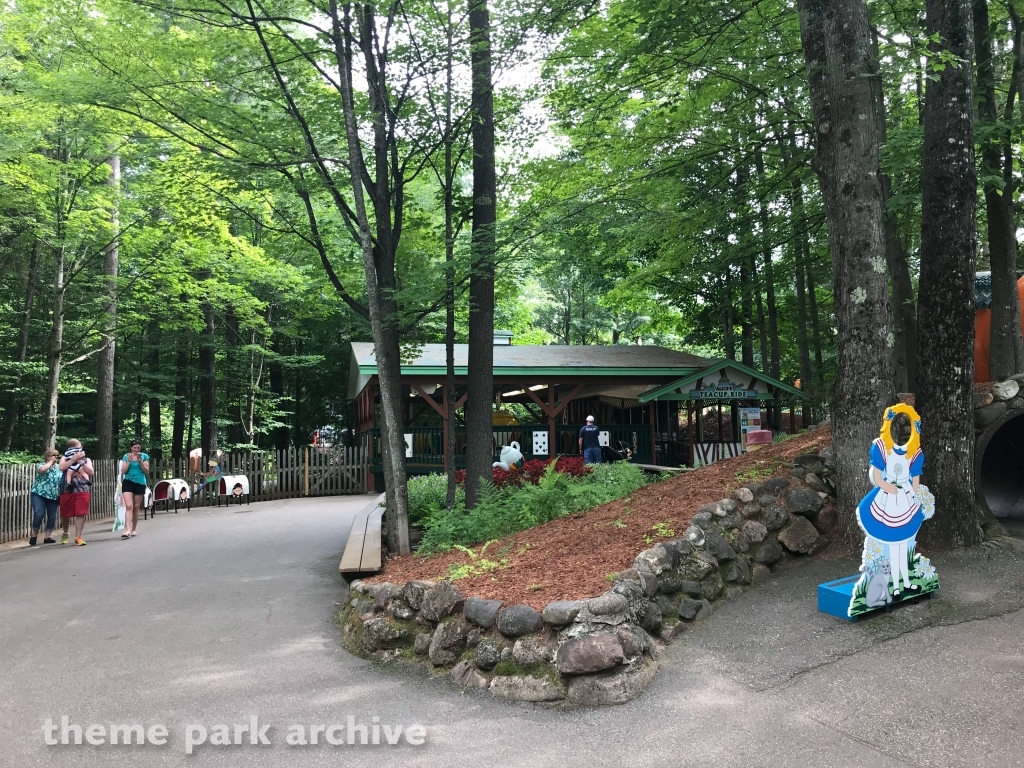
[2,495,1022,768]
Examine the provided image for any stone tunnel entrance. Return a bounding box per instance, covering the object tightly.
[977,407,1024,517]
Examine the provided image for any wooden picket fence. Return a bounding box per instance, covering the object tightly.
[0,446,367,545]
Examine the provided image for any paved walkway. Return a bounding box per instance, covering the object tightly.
[2,497,1023,768]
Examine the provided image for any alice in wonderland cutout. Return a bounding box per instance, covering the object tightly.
[847,403,939,617]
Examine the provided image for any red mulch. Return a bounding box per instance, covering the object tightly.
[368,428,833,609]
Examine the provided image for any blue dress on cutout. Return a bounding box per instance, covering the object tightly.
[855,440,925,543]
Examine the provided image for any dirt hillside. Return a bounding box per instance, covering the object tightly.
[368,427,833,608]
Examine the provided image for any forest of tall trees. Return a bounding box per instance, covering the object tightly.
[0,0,1016,546]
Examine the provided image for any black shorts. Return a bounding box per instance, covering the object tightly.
[121,480,146,496]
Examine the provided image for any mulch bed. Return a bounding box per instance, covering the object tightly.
[367,427,833,609]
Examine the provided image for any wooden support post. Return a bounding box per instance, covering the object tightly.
[442,385,449,474]
[304,446,309,496]
[649,402,657,464]
[548,382,555,458]
[687,401,694,467]
[716,402,723,442]
[789,400,796,434]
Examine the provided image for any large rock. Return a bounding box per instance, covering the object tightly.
[691,511,714,529]
[701,572,724,601]
[719,512,743,530]
[976,401,1008,430]
[809,504,838,534]
[616,624,651,658]
[740,519,768,544]
[428,617,470,666]
[784,487,825,516]
[703,527,737,562]
[610,580,647,623]
[490,674,566,702]
[679,580,702,598]
[634,543,674,574]
[793,453,824,467]
[657,571,683,595]
[587,592,629,616]
[419,581,465,622]
[362,618,409,653]
[681,552,718,581]
[370,583,397,612]
[751,563,772,586]
[804,472,832,495]
[542,600,583,626]
[555,633,624,675]
[753,539,783,565]
[389,600,415,621]
[565,662,659,706]
[744,482,764,497]
[451,660,489,689]
[762,477,790,495]
[761,503,789,531]
[758,494,777,510]
[677,597,702,620]
[463,596,503,629]
[638,601,663,635]
[414,632,431,655]
[733,487,755,504]
[726,557,751,584]
[512,633,556,666]
[777,517,820,554]
[992,379,1021,402]
[741,502,762,519]
[474,638,502,670]
[400,580,433,611]
[715,498,738,515]
[726,528,750,553]
[497,604,543,637]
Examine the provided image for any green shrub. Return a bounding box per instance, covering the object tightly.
[406,473,464,527]
[417,460,651,555]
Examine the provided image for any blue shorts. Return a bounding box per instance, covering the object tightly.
[583,446,602,465]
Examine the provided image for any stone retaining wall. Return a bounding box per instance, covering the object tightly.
[338,448,838,706]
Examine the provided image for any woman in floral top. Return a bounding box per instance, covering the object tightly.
[29,449,61,546]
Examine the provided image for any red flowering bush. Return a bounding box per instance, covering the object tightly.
[453,456,591,488]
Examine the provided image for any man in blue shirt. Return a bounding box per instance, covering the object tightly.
[579,416,602,465]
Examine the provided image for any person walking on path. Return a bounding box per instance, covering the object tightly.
[119,440,149,539]
[29,449,61,546]
[579,415,603,465]
[58,439,93,545]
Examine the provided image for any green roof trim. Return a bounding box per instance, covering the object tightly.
[637,359,804,402]
[359,365,704,378]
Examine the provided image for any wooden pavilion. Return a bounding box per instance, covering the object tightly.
[348,337,803,489]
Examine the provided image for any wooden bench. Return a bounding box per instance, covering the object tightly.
[339,493,385,573]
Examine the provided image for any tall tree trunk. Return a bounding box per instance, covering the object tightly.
[754,147,781,384]
[96,155,119,458]
[43,243,65,451]
[977,0,1024,380]
[269,335,288,451]
[199,277,217,459]
[224,305,242,447]
[465,0,498,510]
[806,260,825,394]
[443,4,458,511]
[722,271,736,360]
[870,31,918,393]
[2,238,40,450]
[172,336,188,459]
[148,319,162,460]
[794,233,814,426]
[918,0,984,547]
[797,0,896,542]
[332,0,409,553]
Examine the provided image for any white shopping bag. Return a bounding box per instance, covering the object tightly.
[112,471,126,532]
